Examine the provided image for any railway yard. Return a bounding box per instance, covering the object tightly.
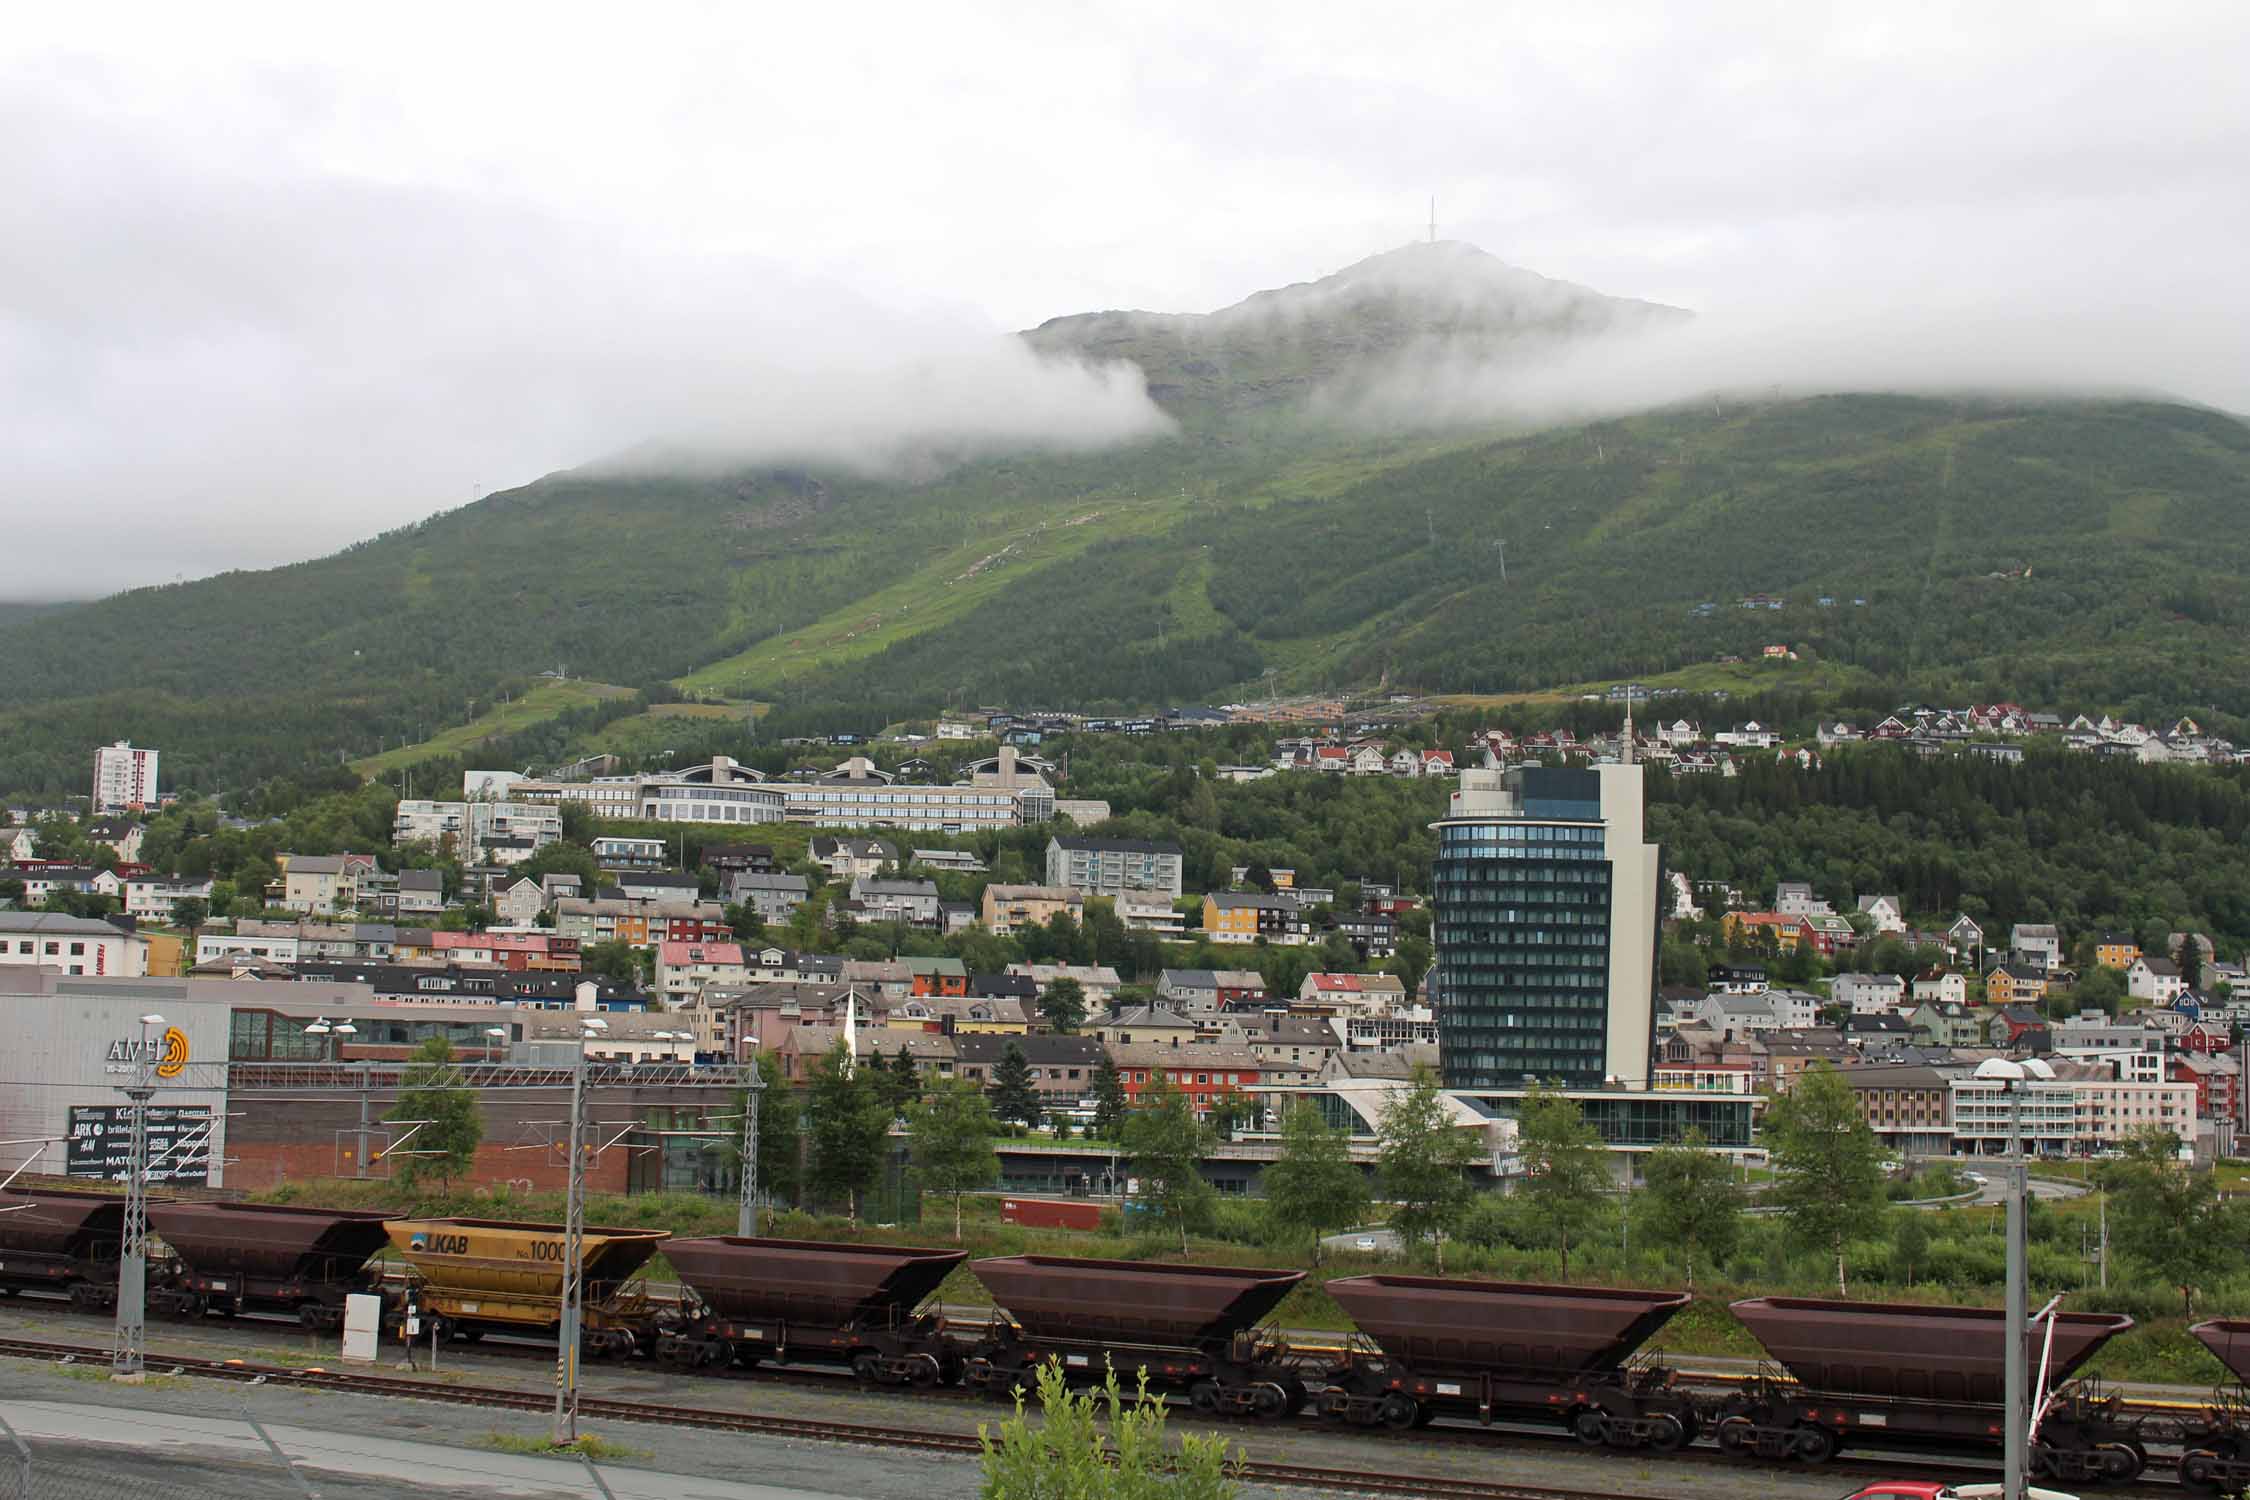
[0,1188,2238,1497]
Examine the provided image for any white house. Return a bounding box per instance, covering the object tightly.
[1854,894,1908,935]
[2011,923,2063,971]
[1911,968,1968,1006]
[1833,972,1909,1014]
[2127,956,2187,1005]
[123,876,214,922]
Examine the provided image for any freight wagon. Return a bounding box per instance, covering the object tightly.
[1321,1275,1699,1446]
[0,1189,126,1310]
[998,1197,1104,1231]
[148,1202,393,1328]
[385,1218,670,1355]
[1715,1297,2145,1481]
[661,1237,965,1383]
[966,1255,1308,1418]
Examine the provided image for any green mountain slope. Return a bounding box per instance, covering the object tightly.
[2,241,2246,798]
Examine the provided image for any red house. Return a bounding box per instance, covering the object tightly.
[2171,1052,2239,1119]
[1108,1043,1262,1119]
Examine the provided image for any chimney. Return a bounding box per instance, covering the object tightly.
[575,980,597,1013]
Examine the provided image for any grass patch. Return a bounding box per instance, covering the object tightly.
[353,678,634,776]
[481,1431,651,1462]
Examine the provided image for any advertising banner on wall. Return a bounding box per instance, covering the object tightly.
[65,1104,213,1185]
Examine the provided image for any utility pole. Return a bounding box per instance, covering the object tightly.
[112,1012,164,1381]
[737,1062,764,1237]
[554,1007,607,1445]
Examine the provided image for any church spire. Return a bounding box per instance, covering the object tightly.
[1621,701,1636,766]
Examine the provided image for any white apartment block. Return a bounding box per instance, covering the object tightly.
[0,913,149,977]
[1046,836,1186,899]
[392,800,562,857]
[92,741,158,814]
[124,876,214,922]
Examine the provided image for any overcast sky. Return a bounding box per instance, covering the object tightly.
[5,2,2246,598]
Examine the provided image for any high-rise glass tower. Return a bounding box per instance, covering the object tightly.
[1429,761,1660,1089]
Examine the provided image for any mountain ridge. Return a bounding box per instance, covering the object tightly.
[1,245,2245,798]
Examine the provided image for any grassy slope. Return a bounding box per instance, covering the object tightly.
[351,678,634,776]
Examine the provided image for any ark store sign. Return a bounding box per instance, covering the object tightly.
[65,1104,213,1186]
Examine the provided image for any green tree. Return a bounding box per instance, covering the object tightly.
[1387,934,1434,998]
[1765,1064,1886,1294]
[887,1044,924,1112]
[520,840,600,892]
[1890,1207,1930,1288]
[2176,934,2205,993]
[579,939,642,986]
[989,1041,1042,1128]
[1089,1052,1129,1140]
[1637,1129,1744,1289]
[748,1051,802,1209]
[978,1360,1242,1500]
[906,1075,1002,1240]
[383,1037,481,1188]
[1038,977,1088,1034]
[1516,1083,1611,1279]
[1262,1101,1367,1263]
[1376,1066,1479,1272]
[2104,1127,2231,1313]
[167,897,209,932]
[805,1042,891,1226]
[1120,1069,1216,1251]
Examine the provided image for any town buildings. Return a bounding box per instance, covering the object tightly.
[1046,836,1185,900]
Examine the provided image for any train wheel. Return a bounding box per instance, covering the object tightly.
[1572,1410,1608,1447]
[1791,1424,1836,1465]
[1250,1384,1287,1420]
[299,1304,326,1330]
[908,1356,940,1388]
[1282,1379,1309,1417]
[851,1354,883,1384]
[1189,1382,1222,1414]
[457,1329,484,1343]
[1378,1395,1418,1431]
[2180,1451,2222,1493]
[1646,1414,1687,1454]
[2090,1442,2140,1483]
[1714,1417,1754,1455]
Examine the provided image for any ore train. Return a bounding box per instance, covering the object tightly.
[8,1186,2245,1488]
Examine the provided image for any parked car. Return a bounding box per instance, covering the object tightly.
[1354,1236,1377,1252]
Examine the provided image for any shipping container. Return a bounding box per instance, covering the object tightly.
[998,1197,1103,1231]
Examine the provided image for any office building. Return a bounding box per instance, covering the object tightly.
[1429,760,1660,1090]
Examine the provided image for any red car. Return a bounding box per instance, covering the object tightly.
[1839,1487,2078,1500]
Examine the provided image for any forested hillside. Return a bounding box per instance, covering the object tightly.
[4,236,2247,800]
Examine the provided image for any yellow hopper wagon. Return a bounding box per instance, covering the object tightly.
[385,1217,670,1355]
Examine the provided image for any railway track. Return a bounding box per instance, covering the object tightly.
[0,1334,1644,1500]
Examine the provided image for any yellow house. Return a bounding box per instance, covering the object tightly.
[1720,911,1807,953]
[2094,934,2140,971]
[142,931,187,977]
[1984,964,2049,1008]
[883,996,1030,1034]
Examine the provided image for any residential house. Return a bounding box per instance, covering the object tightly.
[2127,956,2186,1004]
[1157,968,1267,1015]
[1045,836,1185,900]
[1911,968,1968,1006]
[1095,1004,1199,1049]
[1720,911,1808,953]
[2093,932,2142,971]
[1295,972,1409,1014]
[1763,1033,1853,1092]
[591,836,668,869]
[396,869,447,915]
[1115,887,1186,936]
[1696,994,1779,1040]
[1331,910,1398,958]
[655,941,755,1004]
[884,995,1028,1034]
[1775,881,1828,916]
[1707,963,1769,995]
[1237,1014,1341,1086]
[2010,923,2063,971]
[952,1033,1106,1106]
[727,871,811,924]
[1765,988,1822,1029]
[980,884,1084,935]
[1908,1001,1982,1048]
[1203,891,1308,945]
[122,875,213,923]
[908,848,986,874]
[279,853,377,916]
[1007,963,1123,1009]
[616,870,701,903]
[851,876,942,926]
[702,843,779,877]
[1948,914,1987,964]
[1800,913,1858,957]
[1985,1001,2051,1046]
[1985,964,2049,1009]
[2171,1051,2241,1120]
[905,957,968,997]
[1854,894,1907,935]
[810,836,897,882]
[1834,973,1909,1015]
[493,877,547,926]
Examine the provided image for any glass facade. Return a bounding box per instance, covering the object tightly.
[1462,1089,1756,1150]
[1433,809,1615,1088]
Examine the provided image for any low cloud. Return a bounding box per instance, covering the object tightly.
[0,79,1169,597]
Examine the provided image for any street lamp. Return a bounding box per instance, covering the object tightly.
[112,1012,165,1380]
[554,1015,607,1445]
[1974,1053,2057,1500]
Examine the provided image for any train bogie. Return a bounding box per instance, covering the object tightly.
[659,1237,966,1384]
